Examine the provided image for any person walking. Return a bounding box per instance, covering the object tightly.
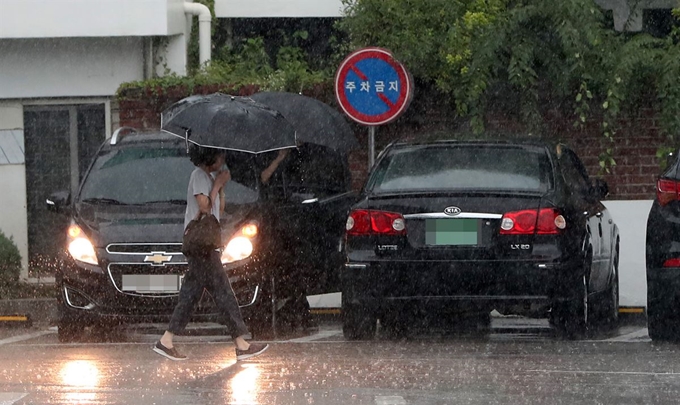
[153,145,269,361]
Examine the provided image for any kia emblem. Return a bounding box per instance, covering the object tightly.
[444,206,462,216]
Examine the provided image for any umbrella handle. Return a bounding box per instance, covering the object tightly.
[184,128,190,153]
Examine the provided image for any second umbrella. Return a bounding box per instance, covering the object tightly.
[249,92,358,152]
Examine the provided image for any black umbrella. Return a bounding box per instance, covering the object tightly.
[249,92,359,152]
[161,93,297,154]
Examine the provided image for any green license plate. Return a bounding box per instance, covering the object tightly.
[425,218,480,246]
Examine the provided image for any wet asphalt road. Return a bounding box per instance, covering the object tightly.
[0,317,678,405]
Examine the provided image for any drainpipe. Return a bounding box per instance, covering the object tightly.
[184,1,212,66]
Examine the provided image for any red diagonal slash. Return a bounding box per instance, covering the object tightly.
[350,65,368,81]
[378,93,396,109]
[350,64,395,109]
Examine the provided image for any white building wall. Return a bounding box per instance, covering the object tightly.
[215,0,346,17]
[0,37,146,99]
[595,0,679,31]
[157,35,189,77]
[0,0,186,38]
[0,104,29,277]
[603,200,652,307]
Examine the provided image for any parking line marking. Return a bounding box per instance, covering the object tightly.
[528,369,680,376]
[0,392,27,404]
[375,396,407,405]
[0,316,29,322]
[285,329,342,343]
[619,307,645,313]
[601,328,650,342]
[0,330,55,346]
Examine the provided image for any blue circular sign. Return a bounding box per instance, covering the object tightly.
[335,48,413,126]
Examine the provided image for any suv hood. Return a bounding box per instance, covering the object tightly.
[75,203,255,247]
[75,204,187,246]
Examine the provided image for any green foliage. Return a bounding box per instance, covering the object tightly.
[118,33,332,99]
[0,230,55,299]
[339,0,680,167]
[211,35,329,92]
[0,230,21,287]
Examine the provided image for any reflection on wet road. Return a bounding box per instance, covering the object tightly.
[0,317,677,405]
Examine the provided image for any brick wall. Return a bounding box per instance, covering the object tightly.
[484,108,664,200]
[118,86,666,200]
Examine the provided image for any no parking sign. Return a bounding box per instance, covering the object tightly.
[334,47,414,167]
[335,47,414,126]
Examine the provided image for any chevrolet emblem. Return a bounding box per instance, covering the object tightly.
[144,252,172,266]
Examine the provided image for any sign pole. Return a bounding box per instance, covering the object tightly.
[368,126,375,169]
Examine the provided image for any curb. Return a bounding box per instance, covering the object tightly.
[0,298,57,325]
[0,300,647,328]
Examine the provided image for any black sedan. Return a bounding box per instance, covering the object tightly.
[342,139,620,339]
[646,150,680,341]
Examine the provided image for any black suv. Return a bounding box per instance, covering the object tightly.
[47,128,355,341]
[343,139,619,339]
[646,150,680,341]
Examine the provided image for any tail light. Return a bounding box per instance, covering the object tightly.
[500,208,566,235]
[663,258,680,267]
[346,209,406,236]
[657,179,679,206]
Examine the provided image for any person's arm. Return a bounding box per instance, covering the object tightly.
[219,187,226,216]
[260,149,290,184]
[210,169,230,202]
[194,169,231,217]
[209,170,231,217]
[195,194,212,215]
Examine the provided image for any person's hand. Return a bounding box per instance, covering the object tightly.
[276,149,290,161]
[214,169,231,188]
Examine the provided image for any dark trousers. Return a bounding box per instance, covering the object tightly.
[168,250,249,339]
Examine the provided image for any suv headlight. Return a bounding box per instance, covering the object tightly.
[221,223,258,264]
[67,223,98,265]
[221,236,253,263]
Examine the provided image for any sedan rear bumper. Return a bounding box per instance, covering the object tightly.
[342,258,584,313]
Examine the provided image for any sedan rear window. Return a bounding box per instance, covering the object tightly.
[367,145,553,193]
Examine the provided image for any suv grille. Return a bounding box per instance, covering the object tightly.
[106,243,186,297]
[107,243,183,254]
[107,263,187,297]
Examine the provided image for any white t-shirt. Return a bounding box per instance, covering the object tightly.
[184,168,220,230]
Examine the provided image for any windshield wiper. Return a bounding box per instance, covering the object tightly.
[80,198,125,205]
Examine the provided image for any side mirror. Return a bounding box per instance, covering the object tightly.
[591,179,609,199]
[46,190,71,215]
[663,152,678,170]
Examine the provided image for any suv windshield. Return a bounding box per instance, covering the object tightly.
[79,146,260,205]
[367,145,554,194]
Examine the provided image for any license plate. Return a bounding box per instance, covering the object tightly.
[122,274,182,292]
[425,218,480,246]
